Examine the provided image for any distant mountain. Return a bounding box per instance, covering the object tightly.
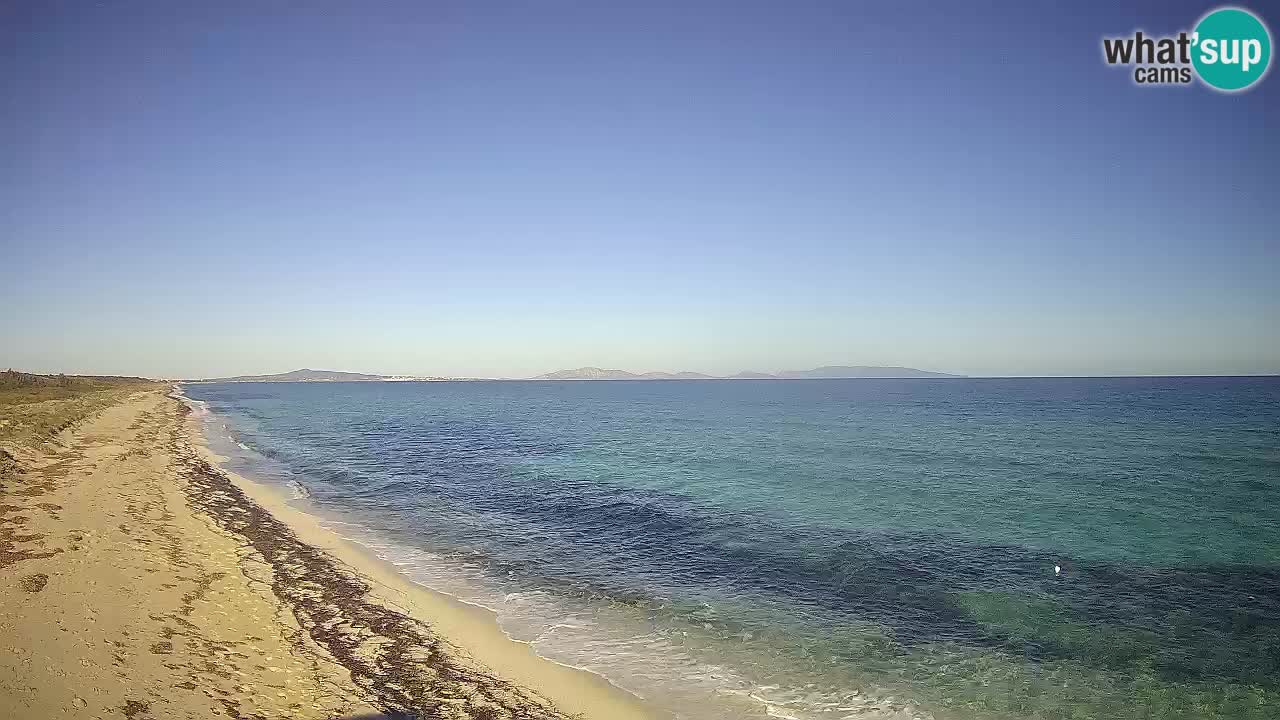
[533,365,961,380]
[194,368,428,383]
[639,371,718,380]
[775,365,961,379]
[534,367,641,380]
[196,366,961,383]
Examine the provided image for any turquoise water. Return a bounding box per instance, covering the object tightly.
[182,377,1280,719]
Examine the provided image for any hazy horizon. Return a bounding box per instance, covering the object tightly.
[7,363,1279,382]
[4,2,1277,379]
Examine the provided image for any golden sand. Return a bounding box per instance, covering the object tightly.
[0,387,664,720]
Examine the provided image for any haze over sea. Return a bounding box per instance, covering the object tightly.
[183,377,1280,720]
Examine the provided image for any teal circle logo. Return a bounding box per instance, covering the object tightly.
[1192,7,1272,91]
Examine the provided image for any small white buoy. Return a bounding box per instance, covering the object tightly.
[1054,564,1061,576]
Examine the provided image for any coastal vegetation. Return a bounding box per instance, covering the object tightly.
[0,370,156,476]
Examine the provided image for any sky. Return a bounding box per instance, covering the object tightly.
[3,1,1277,379]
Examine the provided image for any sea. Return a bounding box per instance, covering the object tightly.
[180,377,1280,720]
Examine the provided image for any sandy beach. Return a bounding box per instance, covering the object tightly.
[0,385,664,720]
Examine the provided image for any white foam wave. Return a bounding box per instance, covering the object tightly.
[169,389,205,418]
[175,387,933,720]
[313,519,929,720]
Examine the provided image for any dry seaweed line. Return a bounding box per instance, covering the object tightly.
[171,405,574,720]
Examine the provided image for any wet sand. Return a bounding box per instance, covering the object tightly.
[0,386,664,720]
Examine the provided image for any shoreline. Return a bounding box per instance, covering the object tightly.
[176,388,667,720]
[0,385,665,720]
[2,387,379,718]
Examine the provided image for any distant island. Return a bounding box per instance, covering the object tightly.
[189,369,442,383]
[532,365,963,380]
[188,365,963,383]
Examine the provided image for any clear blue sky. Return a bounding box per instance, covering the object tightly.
[3,1,1277,378]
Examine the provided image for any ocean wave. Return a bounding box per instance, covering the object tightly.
[178,377,1280,720]
[176,393,210,418]
[313,516,926,720]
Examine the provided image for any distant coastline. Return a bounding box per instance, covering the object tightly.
[189,365,965,383]
[532,365,964,380]
[188,368,452,383]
